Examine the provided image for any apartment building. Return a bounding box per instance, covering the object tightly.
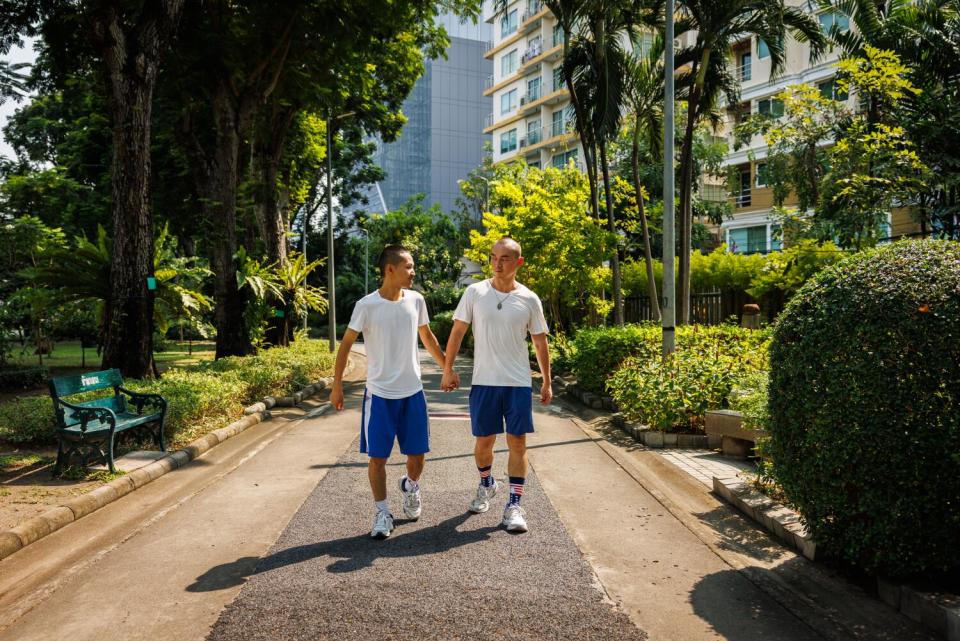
[482,0,581,170]
[718,2,920,253]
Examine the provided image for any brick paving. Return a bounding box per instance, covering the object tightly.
[655,449,756,487]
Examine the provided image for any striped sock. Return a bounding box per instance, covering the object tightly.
[508,476,525,507]
[478,465,494,488]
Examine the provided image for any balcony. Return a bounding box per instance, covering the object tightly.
[521,40,543,65]
[550,119,570,138]
[520,1,544,28]
[732,187,752,208]
[484,39,495,54]
[524,126,543,147]
[484,113,494,129]
[737,61,752,82]
[484,74,494,90]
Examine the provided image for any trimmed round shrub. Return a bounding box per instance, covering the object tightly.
[768,240,960,577]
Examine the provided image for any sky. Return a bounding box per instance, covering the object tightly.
[0,36,37,160]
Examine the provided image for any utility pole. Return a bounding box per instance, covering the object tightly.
[326,116,336,353]
[662,0,676,357]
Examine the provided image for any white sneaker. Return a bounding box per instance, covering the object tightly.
[468,481,499,514]
[502,504,528,533]
[399,475,422,520]
[370,510,394,539]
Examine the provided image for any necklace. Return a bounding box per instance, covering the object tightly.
[493,283,514,310]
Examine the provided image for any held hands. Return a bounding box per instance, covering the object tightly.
[441,369,460,392]
[540,382,553,405]
[330,382,345,411]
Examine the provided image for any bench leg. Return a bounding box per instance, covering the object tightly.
[53,439,65,477]
[106,434,117,474]
[157,416,166,452]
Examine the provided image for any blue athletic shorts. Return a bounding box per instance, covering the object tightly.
[468,385,534,437]
[360,389,430,458]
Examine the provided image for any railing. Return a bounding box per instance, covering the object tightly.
[737,61,752,82]
[521,41,543,64]
[483,113,494,129]
[553,74,565,92]
[484,40,495,54]
[484,74,494,90]
[732,188,752,208]
[526,127,542,146]
[522,84,541,104]
[521,1,543,23]
[551,119,570,138]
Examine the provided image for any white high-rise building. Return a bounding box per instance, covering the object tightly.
[482,0,581,171]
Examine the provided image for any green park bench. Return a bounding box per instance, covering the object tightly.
[49,369,168,476]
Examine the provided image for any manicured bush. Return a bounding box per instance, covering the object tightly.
[569,324,662,393]
[728,370,770,432]
[605,325,769,431]
[768,240,960,577]
[429,310,473,354]
[0,339,335,448]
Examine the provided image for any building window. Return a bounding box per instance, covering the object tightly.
[819,11,850,34]
[501,88,517,115]
[526,77,541,103]
[739,52,752,82]
[552,148,578,168]
[551,109,567,137]
[500,128,518,154]
[728,225,767,254]
[553,24,563,48]
[501,9,518,38]
[501,49,518,77]
[755,162,769,188]
[758,97,784,118]
[757,38,770,59]
[634,32,654,58]
[733,166,751,208]
[817,78,848,101]
[528,160,541,170]
[552,66,564,92]
[527,118,541,145]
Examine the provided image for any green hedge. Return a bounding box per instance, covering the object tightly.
[0,339,335,447]
[604,325,769,431]
[768,240,960,577]
[569,324,663,394]
[429,311,473,354]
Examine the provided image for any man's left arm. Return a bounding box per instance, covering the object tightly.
[531,333,552,405]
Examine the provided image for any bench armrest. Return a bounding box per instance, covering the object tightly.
[56,399,117,433]
[117,387,167,415]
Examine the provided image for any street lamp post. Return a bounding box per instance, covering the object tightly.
[325,110,355,353]
[357,228,369,294]
[662,0,676,357]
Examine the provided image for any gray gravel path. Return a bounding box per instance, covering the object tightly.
[204,398,647,640]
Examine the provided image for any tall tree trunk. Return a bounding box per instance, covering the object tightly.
[599,144,623,326]
[632,116,660,321]
[93,1,184,379]
[677,83,700,326]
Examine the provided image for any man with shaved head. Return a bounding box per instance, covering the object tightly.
[442,237,552,533]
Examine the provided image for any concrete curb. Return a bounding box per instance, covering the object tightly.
[0,373,339,563]
[712,475,816,561]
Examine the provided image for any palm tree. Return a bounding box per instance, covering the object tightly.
[674,0,827,323]
[623,35,665,321]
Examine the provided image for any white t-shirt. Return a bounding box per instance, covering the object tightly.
[348,289,429,399]
[453,280,548,387]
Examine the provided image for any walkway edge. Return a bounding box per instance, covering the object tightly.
[567,416,909,641]
[0,362,349,563]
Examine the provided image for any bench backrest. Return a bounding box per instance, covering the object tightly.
[49,369,123,399]
[50,369,126,427]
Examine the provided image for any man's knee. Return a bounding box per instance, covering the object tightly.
[505,434,527,453]
[369,457,387,469]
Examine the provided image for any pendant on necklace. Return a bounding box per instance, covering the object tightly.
[497,302,502,310]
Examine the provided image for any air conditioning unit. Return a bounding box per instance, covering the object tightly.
[519,138,528,147]
[520,96,527,105]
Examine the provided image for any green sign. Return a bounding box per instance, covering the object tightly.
[146,276,157,291]
[274,309,285,318]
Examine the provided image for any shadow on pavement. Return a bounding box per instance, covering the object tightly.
[186,512,499,593]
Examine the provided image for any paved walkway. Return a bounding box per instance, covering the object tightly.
[656,449,755,488]
[0,349,939,641]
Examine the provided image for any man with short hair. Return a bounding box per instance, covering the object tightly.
[330,245,453,539]
[441,237,551,533]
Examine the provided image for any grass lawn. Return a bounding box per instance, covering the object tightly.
[7,339,216,373]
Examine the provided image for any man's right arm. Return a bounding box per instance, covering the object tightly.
[330,328,359,410]
[441,320,470,391]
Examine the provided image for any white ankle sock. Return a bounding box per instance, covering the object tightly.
[375,499,389,514]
